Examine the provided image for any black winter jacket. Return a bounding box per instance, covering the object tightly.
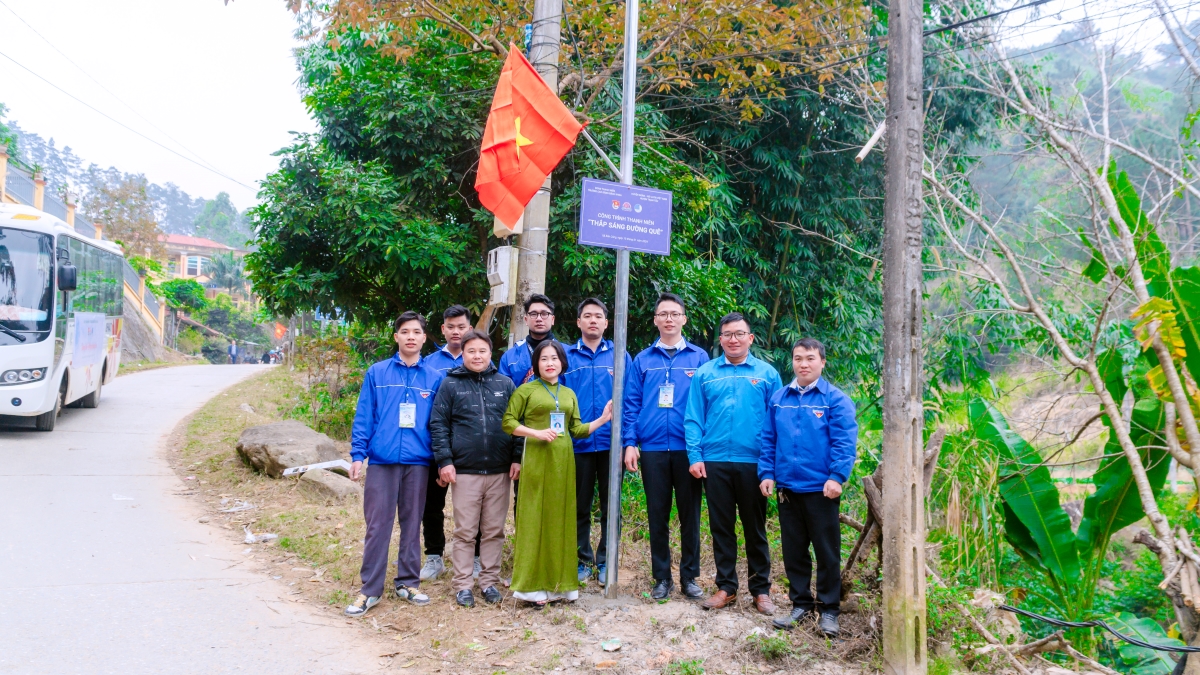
[430,364,519,474]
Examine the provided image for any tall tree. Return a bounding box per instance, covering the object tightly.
[82,171,166,259]
[194,192,253,247]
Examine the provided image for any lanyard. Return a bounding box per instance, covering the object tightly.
[539,379,562,411]
[399,359,418,402]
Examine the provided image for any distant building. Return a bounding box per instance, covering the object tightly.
[159,234,251,305]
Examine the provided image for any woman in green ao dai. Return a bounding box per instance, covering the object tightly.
[502,340,612,607]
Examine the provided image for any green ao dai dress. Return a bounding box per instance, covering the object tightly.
[502,379,593,602]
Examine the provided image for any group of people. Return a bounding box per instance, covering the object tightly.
[345,292,857,636]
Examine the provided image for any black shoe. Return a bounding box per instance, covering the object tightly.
[772,607,812,630]
[456,590,475,608]
[651,579,674,600]
[482,586,502,605]
[682,580,703,599]
[818,611,840,636]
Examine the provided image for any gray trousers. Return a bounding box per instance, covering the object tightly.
[360,463,429,598]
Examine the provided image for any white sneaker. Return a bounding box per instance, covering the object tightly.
[473,556,482,579]
[344,594,380,616]
[395,584,431,606]
[420,554,445,581]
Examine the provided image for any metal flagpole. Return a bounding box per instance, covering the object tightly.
[603,0,639,598]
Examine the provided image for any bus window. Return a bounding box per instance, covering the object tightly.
[0,228,54,344]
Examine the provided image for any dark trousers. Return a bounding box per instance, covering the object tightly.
[360,463,428,597]
[706,461,771,597]
[575,451,618,567]
[779,489,842,614]
[640,450,702,584]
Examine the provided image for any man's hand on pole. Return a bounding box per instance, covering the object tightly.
[624,446,639,472]
[823,479,843,499]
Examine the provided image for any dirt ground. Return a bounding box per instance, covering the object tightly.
[164,366,877,674]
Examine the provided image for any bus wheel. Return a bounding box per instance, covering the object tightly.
[35,380,65,432]
[81,373,103,409]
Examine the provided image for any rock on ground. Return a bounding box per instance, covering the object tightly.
[236,420,340,478]
[300,468,362,501]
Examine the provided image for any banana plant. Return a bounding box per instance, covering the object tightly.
[969,357,1169,619]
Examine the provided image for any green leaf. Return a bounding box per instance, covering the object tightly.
[1079,230,1109,283]
[1097,348,1128,407]
[969,399,1081,583]
[1105,612,1183,675]
[1108,168,1171,283]
[1151,266,1200,388]
[1076,391,1168,555]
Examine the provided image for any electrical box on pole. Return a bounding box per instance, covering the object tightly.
[486,245,519,306]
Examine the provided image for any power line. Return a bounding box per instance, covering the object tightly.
[0,0,233,180]
[0,48,254,190]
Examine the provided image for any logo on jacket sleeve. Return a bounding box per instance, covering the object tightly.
[813,409,824,418]
[420,391,430,399]
[684,369,695,378]
[750,378,760,385]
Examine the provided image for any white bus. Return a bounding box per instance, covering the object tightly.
[0,204,123,431]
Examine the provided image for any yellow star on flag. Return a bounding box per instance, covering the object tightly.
[515,117,533,157]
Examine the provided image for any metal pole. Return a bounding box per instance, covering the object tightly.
[880,0,926,665]
[603,0,638,598]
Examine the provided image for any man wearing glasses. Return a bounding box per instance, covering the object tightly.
[622,293,709,601]
[499,294,558,386]
[684,312,782,615]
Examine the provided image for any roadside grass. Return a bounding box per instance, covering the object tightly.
[167,366,872,674]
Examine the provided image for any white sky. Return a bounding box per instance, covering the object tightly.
[0,0,316,209]
[0,0,1187,213]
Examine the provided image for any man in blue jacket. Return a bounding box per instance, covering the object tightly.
[419,305,474,583]
[563,297,631,585]
[498,294,557,386]
[760,338,857,636]
[684,312,782,615]
[344,311,445,617]
[622,292,709,601]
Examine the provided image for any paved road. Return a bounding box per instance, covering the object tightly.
[0,365,387,675]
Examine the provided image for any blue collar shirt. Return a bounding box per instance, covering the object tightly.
[683,353,783,465]
[350,354,446,465]
[563,338,633,453]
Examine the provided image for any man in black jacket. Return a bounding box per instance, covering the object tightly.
[430,329,520,608]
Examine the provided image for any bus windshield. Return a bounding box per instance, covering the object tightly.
[0,228,54,333]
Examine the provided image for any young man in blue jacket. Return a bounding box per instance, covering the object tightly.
[498,294,557,386]
[760,338,857,636]
[345,311,446,617]
[622,293,709,601]
[563,297,632,585]
[419,305,474,583]
[684,312,782,615]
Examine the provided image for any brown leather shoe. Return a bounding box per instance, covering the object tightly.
[701,589,736,610]
[754,594,776,615]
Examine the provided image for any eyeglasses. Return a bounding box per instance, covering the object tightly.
[720,331,751,340]
[526,311,553,319]
[655,312,685,319]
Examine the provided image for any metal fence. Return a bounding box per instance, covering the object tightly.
[4,169,34,205]
[122,258,140,292]
[74,214,95,238]
[143,286,160,317]
[42,195,68,221]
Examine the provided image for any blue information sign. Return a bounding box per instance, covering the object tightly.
[578,178,672,255]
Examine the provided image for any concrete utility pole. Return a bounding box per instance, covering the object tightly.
[510,0,563,341]
[602,0,639,598]
[880,0,926,667]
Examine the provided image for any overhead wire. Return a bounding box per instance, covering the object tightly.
[0,0,235,181]
[0,48,254,190]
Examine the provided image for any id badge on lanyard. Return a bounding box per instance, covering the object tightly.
[549,412,566,436]
[398,403,417,428]
[658,383,675,408]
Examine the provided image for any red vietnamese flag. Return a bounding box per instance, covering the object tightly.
[476,45,584,229]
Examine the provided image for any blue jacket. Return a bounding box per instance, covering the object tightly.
[684,353,782,465]
[622,338,710,451]
[498,335,557,386]
[424,344,464,375]
[350,354,445,465]
[562,338,633,453]
[759,377,858,492]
